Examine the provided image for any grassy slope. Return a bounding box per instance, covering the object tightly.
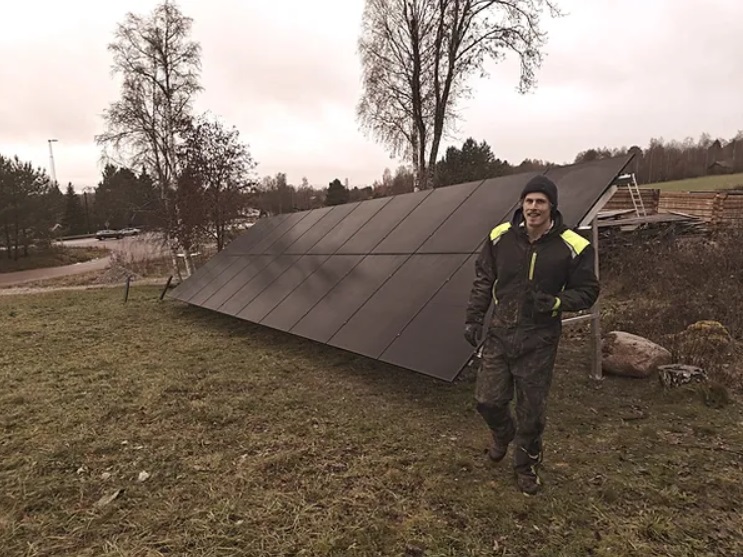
[0,246,107,274]
[643,173,743,192]
[0,286,741,556]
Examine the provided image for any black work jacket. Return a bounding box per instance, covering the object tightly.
[465,208,600,330]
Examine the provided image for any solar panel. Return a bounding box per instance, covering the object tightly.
[417,173,538,254]
[236,255,330,322]
[259,208,333,255]
[290,254,409,343]
[284,203,359,254]
[245,211,312,255]
[335,190,431,254]
[169,155,634,382]
[328,253,469,359]
[187,256,247,305]
[218,255,297,315]
[371,180,481,254]
[544,155,633,227]
[169,254,228,302]
[200,255,274,311]
[221,215,288,255]
[260,255,364,330]
[379,254,480,380]
[308,196,393,255]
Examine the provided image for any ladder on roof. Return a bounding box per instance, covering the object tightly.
[625,173,647,217]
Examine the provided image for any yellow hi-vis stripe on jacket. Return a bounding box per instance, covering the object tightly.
[559,229,590,258]
[489,222,511,243]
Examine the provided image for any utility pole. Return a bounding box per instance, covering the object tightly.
[48,139,58,186]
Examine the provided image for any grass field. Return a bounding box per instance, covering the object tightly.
[1,285,742,556]
[643,173,743,192]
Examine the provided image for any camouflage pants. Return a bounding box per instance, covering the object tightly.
[474,324,560,475]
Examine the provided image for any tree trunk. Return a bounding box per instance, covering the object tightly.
[13,221,19,261]
[3,225,10,259]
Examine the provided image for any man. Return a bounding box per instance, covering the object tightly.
[463,175,599,495]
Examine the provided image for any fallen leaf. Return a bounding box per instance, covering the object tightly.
[96,489,123,508]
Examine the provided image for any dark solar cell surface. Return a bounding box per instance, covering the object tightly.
[284,203,359,254]
[328,253,469,359]
[236,255,330,322]
[246,211,312,255]
[290,255,408,343]
[544,155,633,227]
[335,190,431,254]
[378,254,479,380]
[260,255,364,331]
[371,181,481,254]
[308,197,393,255]
[188,256,247,306]
[417,173,538,254]
[201,255,274,311]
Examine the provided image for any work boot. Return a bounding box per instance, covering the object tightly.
[516,472,541,495]
[486,430,511,462]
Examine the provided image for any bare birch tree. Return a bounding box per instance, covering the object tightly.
[357,0,561,189]
[95,0,202,277]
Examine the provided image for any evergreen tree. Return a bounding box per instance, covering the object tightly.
[434,138,511,187]
[326,178,349,206]
[61,182,86,235]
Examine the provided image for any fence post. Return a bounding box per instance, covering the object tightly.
[590,216,603,380]
[160,275,173,301]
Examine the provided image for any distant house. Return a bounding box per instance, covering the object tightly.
[708,159,735,175]
[707,139,741,174]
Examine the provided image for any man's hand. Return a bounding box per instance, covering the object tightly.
[532,290,561,314]
[464,323,483,347]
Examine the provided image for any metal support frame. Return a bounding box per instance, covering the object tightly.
[563,216,603,380]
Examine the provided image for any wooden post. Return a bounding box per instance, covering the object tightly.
[160,275,173,301]
[590,217,603,380]
[123,275,131,303]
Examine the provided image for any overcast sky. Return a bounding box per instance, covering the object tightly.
[1,0,741,192]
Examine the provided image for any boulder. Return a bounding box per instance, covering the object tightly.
[601,331,672,378]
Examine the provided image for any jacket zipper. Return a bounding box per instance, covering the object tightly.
[515,246,537,327]
[528,251,537,281]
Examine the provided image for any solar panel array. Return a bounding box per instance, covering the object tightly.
[170,155,633,381]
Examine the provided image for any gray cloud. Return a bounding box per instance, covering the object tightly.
[1,0,742,191]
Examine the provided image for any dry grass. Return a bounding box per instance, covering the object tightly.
[1,286,742,556]
[601,228,743,391]
[0,246,106,273]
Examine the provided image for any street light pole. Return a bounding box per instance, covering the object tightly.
[48,139,58,187]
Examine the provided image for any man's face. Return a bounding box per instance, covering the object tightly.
[522,192,551,228]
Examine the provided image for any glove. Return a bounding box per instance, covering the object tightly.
[464,323,483,347]
[532,290,561,314]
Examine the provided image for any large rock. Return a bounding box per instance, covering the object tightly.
[602,331,672,378]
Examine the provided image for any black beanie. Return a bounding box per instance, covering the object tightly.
[520,175,558,208]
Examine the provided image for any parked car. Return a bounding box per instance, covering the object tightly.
[121,227,141,236]
[95,229,123,240]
